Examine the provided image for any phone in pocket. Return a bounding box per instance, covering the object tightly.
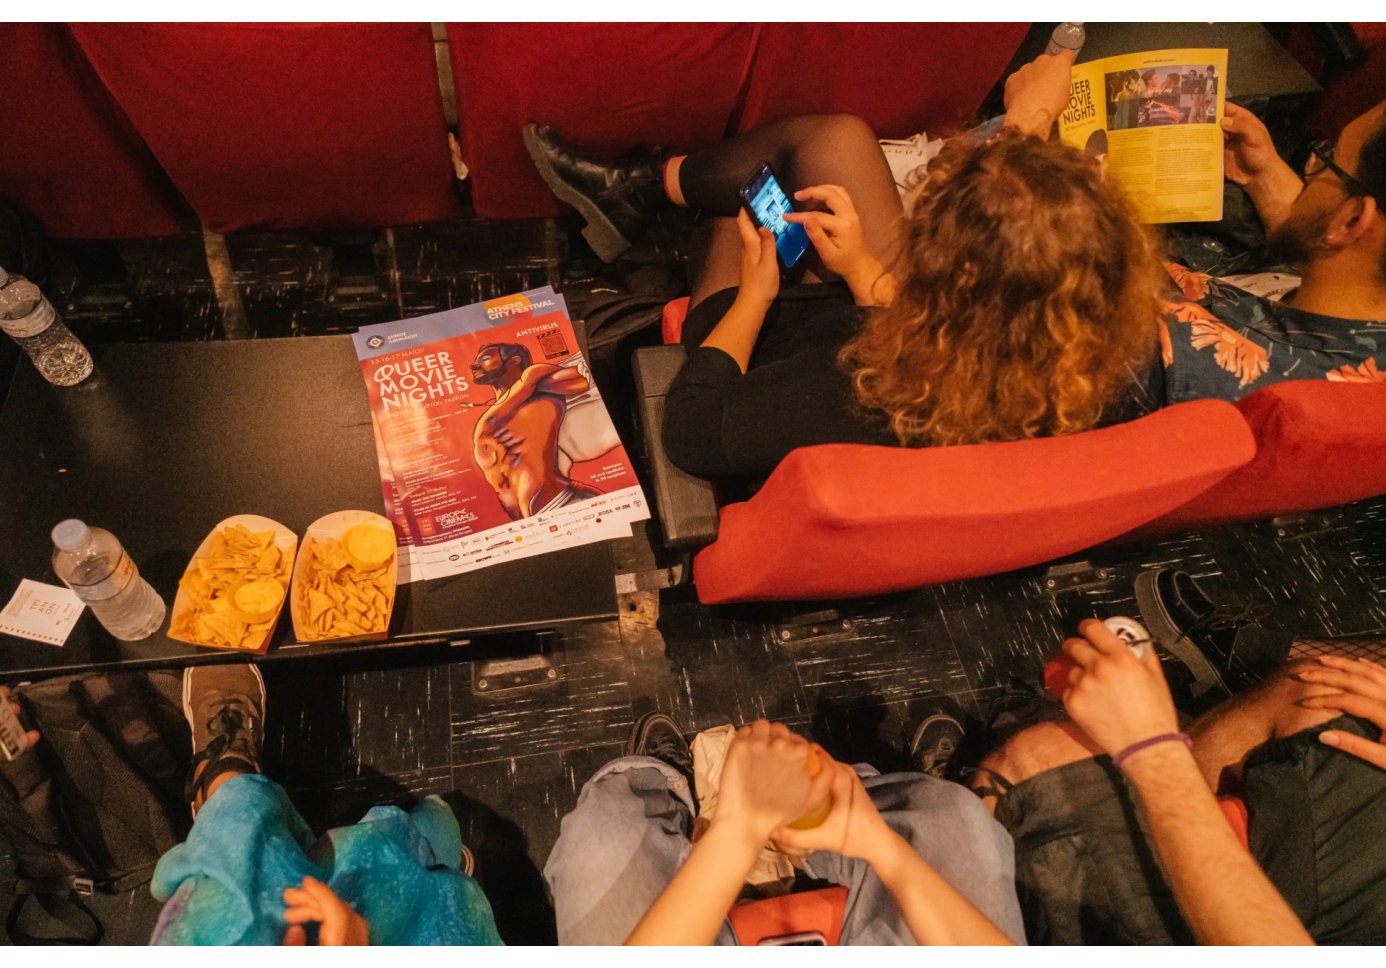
[738,162,811,270]
[759,931,827,946]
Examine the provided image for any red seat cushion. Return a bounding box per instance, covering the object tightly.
[693,400,1255,604]
[0,24,186,238]
[735,24,1029,138]
[447,23,756,219]
[1287,23,1386,139]
[70,24,458,233]
[1144,381,1386,533]
[662,296,691,345]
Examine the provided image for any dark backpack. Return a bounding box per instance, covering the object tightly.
[1,671,191,944]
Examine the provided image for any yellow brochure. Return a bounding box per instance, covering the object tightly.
[1059,48,1229,223]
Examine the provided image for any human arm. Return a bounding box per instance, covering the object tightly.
[699,210,779,372]
[282,876,369,945]
[624,721,833,945]
[1002,50,1076,138]
[783,185,895,307]
[477,363,588,439]
[1293,654,1386,768]
[1221,103,1303,233]
[1060,620,1313,945]
[772,762,1014,945]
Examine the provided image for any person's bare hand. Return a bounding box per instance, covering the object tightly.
[784,184,878,285]
[0,685,39,749]
[714,720,834,847]
[1004,50,1076,136]
[1221,103,1290,187]
[1060,619,1180,759]
[1294,654,1386,769]
[771,759,894,863]
[735,209,779,312]
[283,876,369,945]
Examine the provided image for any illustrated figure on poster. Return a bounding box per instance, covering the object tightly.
[470,341,621,519]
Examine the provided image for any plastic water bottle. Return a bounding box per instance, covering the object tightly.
[51,519,166,641]
[1045,22,1085,57]
[0,267,93,387]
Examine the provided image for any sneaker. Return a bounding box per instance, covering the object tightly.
[522,123,668,263]
[182,663,266,814]
[1135,569,1293,701]
[909,712,965,779]
[627,711,694,787]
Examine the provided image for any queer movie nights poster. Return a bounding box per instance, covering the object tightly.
[353,290,648,581]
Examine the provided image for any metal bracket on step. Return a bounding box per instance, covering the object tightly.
[1270,511,1339,543]
[615,562,686,595]
[774,610,855,644]
[1041,560,1116,595]
[473,655,559,694]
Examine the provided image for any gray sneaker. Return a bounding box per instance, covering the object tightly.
[910,712,965,780]
[182,663,266,813]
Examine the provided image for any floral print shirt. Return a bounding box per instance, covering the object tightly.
[1160,263,1386,404]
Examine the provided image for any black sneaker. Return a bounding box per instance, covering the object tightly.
[627,711,695,788]
[522,123,668,263]
[182,664,265,814]
[1135,569,1293,701]
[910,712,965,780]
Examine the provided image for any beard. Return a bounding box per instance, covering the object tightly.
[1266,204,1334,268]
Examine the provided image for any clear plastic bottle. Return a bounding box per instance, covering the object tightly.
[1045,21,1086,57]
[51,519,166,641]
[0,267,94,387]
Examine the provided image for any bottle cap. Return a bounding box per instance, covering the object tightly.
[52,519,92,552]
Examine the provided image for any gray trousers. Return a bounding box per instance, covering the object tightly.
[543,755,1026,945]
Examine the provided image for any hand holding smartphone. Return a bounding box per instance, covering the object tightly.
[738,162,811,270]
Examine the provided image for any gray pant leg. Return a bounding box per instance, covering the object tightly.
[543,755,736,945]
[801,768,1026,945]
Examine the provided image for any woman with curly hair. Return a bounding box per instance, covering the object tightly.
[524,52,1166,482]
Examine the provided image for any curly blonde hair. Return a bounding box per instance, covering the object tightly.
[840,130,1162,448]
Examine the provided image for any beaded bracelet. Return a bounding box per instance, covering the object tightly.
[1112,732,1192,769]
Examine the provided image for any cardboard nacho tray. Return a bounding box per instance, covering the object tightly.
[290,510,398,644]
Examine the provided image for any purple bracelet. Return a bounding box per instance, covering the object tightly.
[1112,732,1192,768]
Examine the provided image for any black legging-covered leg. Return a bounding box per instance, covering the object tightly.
[679,114,904,309]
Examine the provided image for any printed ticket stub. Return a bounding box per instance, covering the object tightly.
[0,579,85,647]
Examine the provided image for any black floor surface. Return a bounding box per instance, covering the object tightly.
[7,215,1386,945]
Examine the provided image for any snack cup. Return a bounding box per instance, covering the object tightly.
[290,510,398,644]
[168,514,298,654]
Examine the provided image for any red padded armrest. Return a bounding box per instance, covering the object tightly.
[693,399,1255,603]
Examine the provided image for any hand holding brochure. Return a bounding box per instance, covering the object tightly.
[1059,48,1229,223]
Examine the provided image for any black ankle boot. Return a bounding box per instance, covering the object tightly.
[522,123,668,262]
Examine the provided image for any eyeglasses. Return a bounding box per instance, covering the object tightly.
[1303,139,1386,209]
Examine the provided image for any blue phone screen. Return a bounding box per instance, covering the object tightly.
[746,168,810,267]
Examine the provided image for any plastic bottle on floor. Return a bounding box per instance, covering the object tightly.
[51,519,166,641]
[1045,22,1086,58]
[0,267,93,387]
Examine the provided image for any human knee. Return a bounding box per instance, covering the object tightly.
[810,113,881,157]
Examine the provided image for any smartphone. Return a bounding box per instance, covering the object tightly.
[0,698,29,762]
[759,931,827,946]
[738,162,811,270]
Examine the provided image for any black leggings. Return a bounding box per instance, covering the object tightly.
[676,114,904,310]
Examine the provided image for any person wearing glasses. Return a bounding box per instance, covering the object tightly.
[1161,100,1386,396]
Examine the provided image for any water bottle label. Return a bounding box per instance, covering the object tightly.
[69,552,137,603]
[0,299,56,339]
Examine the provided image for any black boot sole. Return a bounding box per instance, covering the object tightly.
[522,126,634,264]
[1134,570,1231,704]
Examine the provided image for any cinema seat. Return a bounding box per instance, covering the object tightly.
[0,24,186,238]
[69,24,459,232]
[688,400,1255,603]
[1140,380,1386,534]
[735,23,1029,138]
[447,23,757,219]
